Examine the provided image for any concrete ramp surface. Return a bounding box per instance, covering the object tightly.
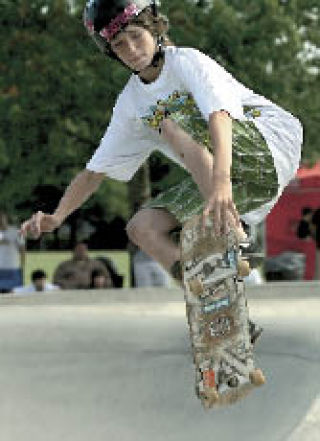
[0,282,319,441]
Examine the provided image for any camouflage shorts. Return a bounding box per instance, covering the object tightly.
[144,118,278,225]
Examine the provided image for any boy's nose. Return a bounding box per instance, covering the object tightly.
[126,39,138,55]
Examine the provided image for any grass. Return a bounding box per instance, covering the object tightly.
[24,250,131,288]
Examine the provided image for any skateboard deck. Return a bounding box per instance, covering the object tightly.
[181,214,265,409]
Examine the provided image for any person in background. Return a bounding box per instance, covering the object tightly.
[90,268,114,289]
[133,249,171,287]
[0,211,25,293]
[297,207,320,280]
[53,241,112,289]
[96,256,124,288]
[12,269,59,294]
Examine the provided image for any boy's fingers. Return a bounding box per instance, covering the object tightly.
[220,201,228,234]
[213,202,221,235]
[20,221,28,236]
[229,202,241,226]
[34,211,43,232]
[20,212,45,239]
[202,204,211,232]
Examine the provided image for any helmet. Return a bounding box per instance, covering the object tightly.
[83,0,164,73]
[84,0,154,41]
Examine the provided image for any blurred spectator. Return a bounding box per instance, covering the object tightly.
[297,207,314,240]
[0,211,25,293]
[133,249,171,287]
[265,251,306,281]
[90,269,113,289]
[12,269,59,294]
[297,206,320,279]
[53,241,111,289]
[96,256,124,288]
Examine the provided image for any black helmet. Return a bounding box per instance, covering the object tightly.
[84,0,154,40]
[84,0,164,73]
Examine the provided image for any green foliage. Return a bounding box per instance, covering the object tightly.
[0,0,319,229]
[0,0,129,220]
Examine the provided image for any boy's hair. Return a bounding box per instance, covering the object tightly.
[31,270,47,282]
[92,6,174,56]
[129,6,173,46]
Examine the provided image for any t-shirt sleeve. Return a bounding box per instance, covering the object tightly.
[171,48,244,121]
[86,92,153,182]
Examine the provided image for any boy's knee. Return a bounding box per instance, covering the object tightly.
[125,218,140,244]
[126,211,153,245]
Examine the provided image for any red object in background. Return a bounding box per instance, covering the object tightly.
[203,370,216,388]
[266,162,320,280]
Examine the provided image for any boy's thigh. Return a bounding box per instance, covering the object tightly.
[127,208,180,235]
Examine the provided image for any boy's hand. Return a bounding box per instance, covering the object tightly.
[20,212,62,240]
[202,175,240,235]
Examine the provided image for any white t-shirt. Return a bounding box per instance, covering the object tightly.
[12,282,60,294]
[0,226,24,269]
[87,46,303,224]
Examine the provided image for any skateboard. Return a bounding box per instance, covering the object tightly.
[180,214,265,409]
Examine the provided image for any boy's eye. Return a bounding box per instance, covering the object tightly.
[113,41,123,48]
[112,32,141,48]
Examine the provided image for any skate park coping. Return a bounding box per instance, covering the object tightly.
[0,281,319,306]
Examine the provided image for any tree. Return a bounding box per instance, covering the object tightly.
[0,0,129,225]
[1,0,318,248]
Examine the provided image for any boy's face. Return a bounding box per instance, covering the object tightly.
[34,277,46,291]
[110,25,156,71]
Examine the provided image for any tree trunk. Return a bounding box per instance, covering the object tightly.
[127,162,151,287]
[128,162,151,214]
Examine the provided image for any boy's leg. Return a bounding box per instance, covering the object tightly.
[160,119,247,240]
[126,208,181,273]
[126,121,246,280]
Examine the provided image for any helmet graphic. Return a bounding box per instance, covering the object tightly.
[84,0,157,42]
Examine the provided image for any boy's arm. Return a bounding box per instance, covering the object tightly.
[203,111,240,233]
[54,169,104,222]
[159,111,240,233]
[209,111,232,180]
[20,169,105,239]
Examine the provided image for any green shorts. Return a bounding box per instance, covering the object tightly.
[144,119,278,225]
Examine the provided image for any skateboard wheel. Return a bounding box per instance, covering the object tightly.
[238,260,251,277]
[202,390,219,408]
[249,369,266,386]
[188,278,204,295]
